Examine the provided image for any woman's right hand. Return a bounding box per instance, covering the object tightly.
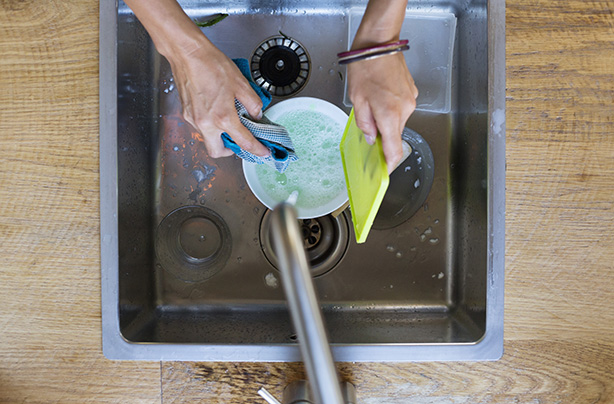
[346,0,417,173]
[124,0,269,158]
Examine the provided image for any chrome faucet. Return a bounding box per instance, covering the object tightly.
[262,201,353,404]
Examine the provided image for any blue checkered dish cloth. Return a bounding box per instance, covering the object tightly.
[221,59,298,173]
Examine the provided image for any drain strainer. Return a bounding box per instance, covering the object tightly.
[260,211,349,277]
[155,206,231,282]
[251,36,310,97]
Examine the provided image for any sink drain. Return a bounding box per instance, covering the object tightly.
[155,206,231,282]
[373,128,435,229]
[260,211,349,277]
[251,36,310,97]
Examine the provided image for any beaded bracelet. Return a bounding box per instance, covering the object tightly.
[337,39,409,65]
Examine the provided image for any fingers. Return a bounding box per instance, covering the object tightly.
[202,135,235,158]
[237,82,264,120]
[359,90,417,173]
[196,118,269,159]
[372,105,404,173]
[224,115,270,157]
[354,98,414,173]
[353,101,378,145]
[182,95,268,158]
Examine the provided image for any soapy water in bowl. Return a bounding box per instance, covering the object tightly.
[255,109,346,210]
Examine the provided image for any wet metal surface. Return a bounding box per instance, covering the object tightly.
[100,0,505,361]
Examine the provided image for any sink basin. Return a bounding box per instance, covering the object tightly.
[100,0,505,361]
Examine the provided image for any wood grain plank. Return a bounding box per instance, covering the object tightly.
[161,340,614,403]
[0,1,161,402]
[504,0,614,342]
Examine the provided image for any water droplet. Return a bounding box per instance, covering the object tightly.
[438,272,445,279]
[265,272,279,288]
[236,256,243,263]
[395,251,403,258]
[173,145,180,151]
[414,179,421,188]
[386,245,395,252]
[429,238,440,245]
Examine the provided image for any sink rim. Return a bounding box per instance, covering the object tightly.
[100,0,505,361]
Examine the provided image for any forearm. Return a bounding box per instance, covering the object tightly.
[123,0,213,58]
[352,0,408,49]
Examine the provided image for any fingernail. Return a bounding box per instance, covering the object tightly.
[257,110,263,120]
[365,133,376,145]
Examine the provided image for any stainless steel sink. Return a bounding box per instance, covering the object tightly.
[100,0,505,361]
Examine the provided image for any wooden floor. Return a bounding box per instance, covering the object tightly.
[1,0,613,402]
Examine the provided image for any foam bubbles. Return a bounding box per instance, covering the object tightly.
[255,109,345,210]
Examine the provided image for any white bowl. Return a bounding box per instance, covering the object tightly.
[243,97,349,219]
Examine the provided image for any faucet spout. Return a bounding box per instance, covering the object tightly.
[269,202,344,404]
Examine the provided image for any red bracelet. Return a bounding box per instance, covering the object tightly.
[337,39,409,64]
[337,39,409,58]
[338,44,410,65]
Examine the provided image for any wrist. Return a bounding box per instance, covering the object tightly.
[352,29,401,51]
[152,19,211,60]
[351,0,407,50]
[125,0,211,60]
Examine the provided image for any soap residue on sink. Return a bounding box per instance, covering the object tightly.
[264,272,279,288]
